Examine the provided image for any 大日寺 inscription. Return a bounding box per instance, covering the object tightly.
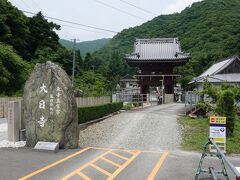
[23,61,79,149]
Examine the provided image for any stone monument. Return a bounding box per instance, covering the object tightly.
[0,101,3,118]
[23,61,79,149]
[8,101,20,142]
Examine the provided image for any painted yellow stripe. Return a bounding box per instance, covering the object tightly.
[18,147,91,180]
[147,151,169,180]
[101,157,121,167]
[90,164,112,176]
[76,171,91,180]
[107,151,141,180]
[61,150,113,180]
[89,146,162,154]
[109,151,129,161]
[123,150,136,155]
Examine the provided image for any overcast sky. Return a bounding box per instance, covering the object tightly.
[9,0,201,42]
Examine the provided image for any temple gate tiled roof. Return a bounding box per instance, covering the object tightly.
[125,38,191,62]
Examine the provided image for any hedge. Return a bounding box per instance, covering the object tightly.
[78,102,123,124]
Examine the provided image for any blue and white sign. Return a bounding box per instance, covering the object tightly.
[209,116,226,152]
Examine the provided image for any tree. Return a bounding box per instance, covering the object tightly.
[107,52,125,77]
[105,52,129,91]
[0,43,30,95]
[216,89,236,137]
[197,80,239,136]
[32,46,83,76]
[75,71,107,96]
[83,52,92,70]
[75,49,84,75]
[0,0,30,60]
[28,12,60,59]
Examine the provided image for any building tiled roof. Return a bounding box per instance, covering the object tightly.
[125,38,191,61]
[190,55,240,84]
[197,56,236,78]
[191,74,240,83]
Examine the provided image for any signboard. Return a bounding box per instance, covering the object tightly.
[209,116,226,152]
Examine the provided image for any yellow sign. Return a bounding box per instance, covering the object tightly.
[209,116,226,124]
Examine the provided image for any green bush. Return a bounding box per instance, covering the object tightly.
[122,103,133,110]
[78,102,123,124]
[216,89,236,137]
[198,80,240,136]
[133,102,142,107]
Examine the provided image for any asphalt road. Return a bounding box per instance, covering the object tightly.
[0,103,239,180]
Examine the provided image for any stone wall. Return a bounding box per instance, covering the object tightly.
[76,96,111,107]
[0,97,22,118]
[0,96,111,116]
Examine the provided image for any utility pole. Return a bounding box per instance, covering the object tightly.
[71,38,80,87]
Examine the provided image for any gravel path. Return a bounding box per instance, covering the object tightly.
[79,103,185,151]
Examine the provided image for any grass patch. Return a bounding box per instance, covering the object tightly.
[178,116,240,154]
[227,121,240,154]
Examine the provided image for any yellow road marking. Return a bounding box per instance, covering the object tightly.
[61,150,112,180]
[90,164,112,176]
[147,151,169,180]
[76,172,91,180]
[18,147,91,180]
[101,157,121,167]
[89,146,163,154]
[109,151,129,161]
[107,151,141,180]
[123,150,136,155]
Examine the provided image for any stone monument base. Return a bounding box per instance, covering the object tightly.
[34,141,59,153]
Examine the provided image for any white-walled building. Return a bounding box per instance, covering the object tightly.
[189,55,240,91]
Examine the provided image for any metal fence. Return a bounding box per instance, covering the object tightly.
[184,91,201,114]
[113,93,175,105]
[115,94,148,104]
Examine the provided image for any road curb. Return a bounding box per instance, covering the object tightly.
[78,111,120,130]
[131,104,157,111]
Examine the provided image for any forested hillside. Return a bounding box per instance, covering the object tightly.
[59,38,110,57]
[93,0,240,86]
[0,0,107,96]
[1,0,240,96]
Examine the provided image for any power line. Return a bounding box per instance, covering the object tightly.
[93,0,147,21]
[19,0,34,11]
[59,23,112,35]
[30,0,42,11]
[11,0,21,8]
[24,4,110,36]
[119,0,158,16]
[21,10,119,34]
[29,0,49,16]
